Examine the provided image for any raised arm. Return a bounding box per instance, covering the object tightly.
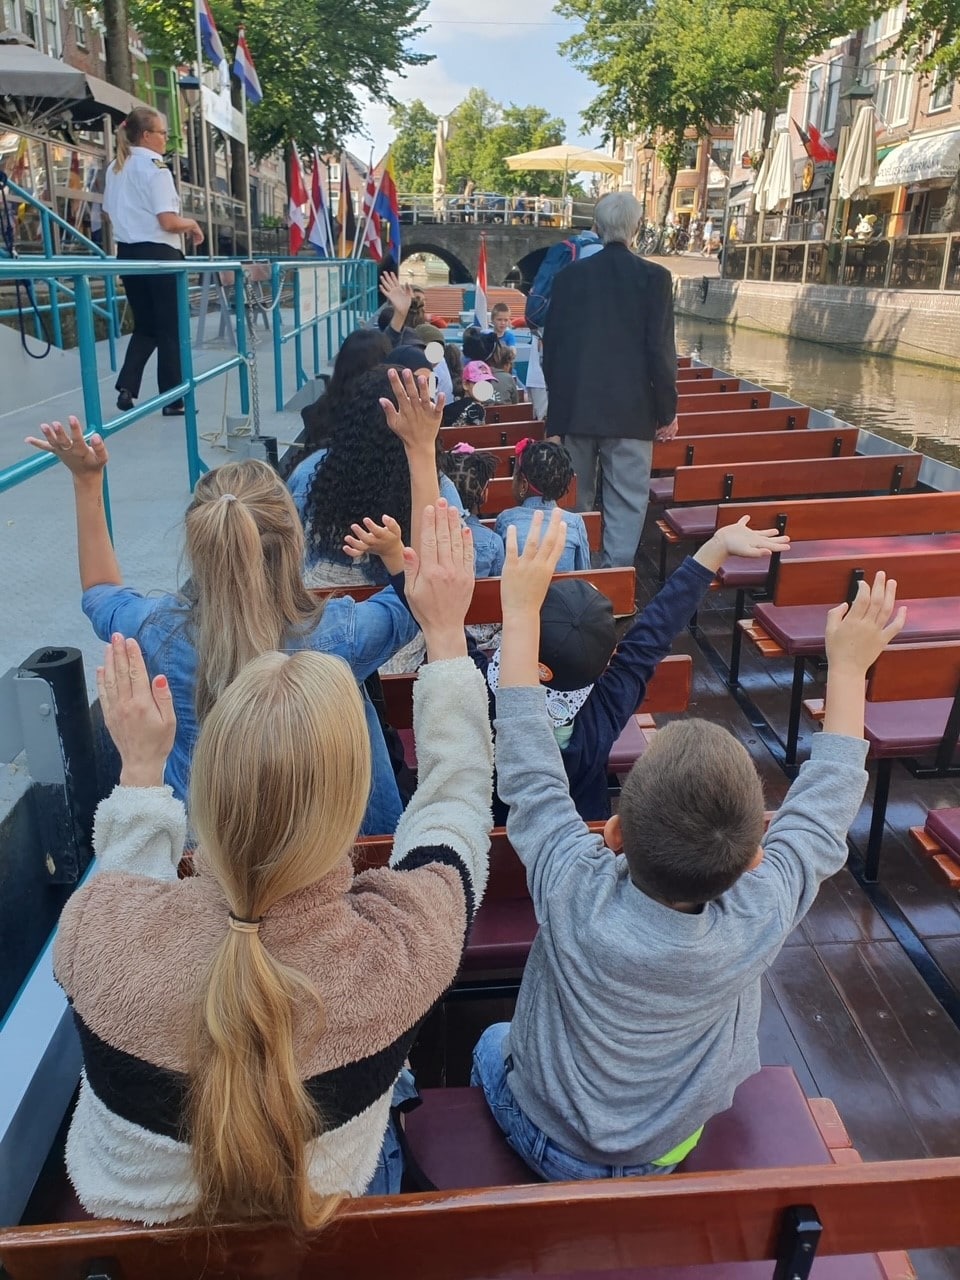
[390,503,492,913]
[380,366,447,562]
[25,417,122,590]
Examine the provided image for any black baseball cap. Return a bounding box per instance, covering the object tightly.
[539,579,616,691]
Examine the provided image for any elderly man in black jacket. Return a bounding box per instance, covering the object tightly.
[543,192,678,568]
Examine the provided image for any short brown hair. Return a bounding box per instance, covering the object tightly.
[491,301,510,317]
[490,340,514,371]
[618,719,764,904]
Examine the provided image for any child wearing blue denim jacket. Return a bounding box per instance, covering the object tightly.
[27,369,443,836]
[440,444,506,578]
[495,439,590,572]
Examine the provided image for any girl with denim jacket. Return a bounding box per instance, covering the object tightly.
[495,439,591,573]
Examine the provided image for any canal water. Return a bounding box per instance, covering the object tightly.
[674,317,960,469]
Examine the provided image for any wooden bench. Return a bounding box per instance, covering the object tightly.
[650,428,859,504]
[677,390,773,414]
[853,641,960,880]
[676,405,809,434]
[4,1147,953,1279]
[676,377,742,396]
[480,508,602,551]
[480,475,578,517]
[910,807,960,893]
[441,421,545,450]
[313,566,637,622]
[483,403,536,424]
[676,365,719,380]
[737,548,960,773]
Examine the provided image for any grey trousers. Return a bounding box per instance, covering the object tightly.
[529,386,548,420]
[563,434,654,568]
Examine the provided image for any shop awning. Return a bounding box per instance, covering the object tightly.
[874,128,960,189]
[0,35,148,123]
[727,180,753,208]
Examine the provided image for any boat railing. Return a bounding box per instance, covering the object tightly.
[722,230,960,292]
[397,191,596,230]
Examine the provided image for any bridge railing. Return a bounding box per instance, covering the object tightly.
[398,192,596,230]
[270,257,378,411]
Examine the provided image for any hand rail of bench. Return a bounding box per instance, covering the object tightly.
[867,641,960,702]
[3,1158,959,1280]
[715,491,960,540]
[672,453,922,505]
[773,548,960,607]
[653,428,858,472]
[677,391,773,414]
[677,378,741,395]
[440,422,545,450]
[483,404,535,424]
[676,406,809,434]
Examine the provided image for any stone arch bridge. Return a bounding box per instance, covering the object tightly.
[400,222,566,290]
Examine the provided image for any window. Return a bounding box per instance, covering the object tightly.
[821,59,843,134]
[864,3,907,46]
[328,163,341,184]
[930,69,955,111]
[710,140,733,173]
[73,5,86,45]
[675,186,695,209]
[869,57,912,126]
[1,0,18,31]
[679,139,699,170]
[22,0,38,44]
[806,65,825,128]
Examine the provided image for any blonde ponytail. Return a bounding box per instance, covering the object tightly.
[188,650,371,1228]
[112,106,161,173]
[184,460,323,724]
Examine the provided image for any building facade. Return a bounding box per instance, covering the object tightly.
[613,125,735,228]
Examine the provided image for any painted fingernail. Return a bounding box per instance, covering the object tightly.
[156,675,168,688]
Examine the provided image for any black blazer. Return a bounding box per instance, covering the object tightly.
[542,243,678,441]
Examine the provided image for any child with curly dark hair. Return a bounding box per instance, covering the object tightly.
[441,445,506,577]
[495,439,590,571]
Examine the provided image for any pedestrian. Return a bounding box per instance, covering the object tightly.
[702,217,714,256]
[542,191,678,568]
[103,106,204,416]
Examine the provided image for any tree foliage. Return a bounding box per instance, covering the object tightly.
[389,87,568,195]
[894,0,960,76]
[99,0,430,158]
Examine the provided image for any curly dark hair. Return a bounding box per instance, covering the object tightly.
[301,367,414,555]
[462,326,496,362]
[299,329,391,454]
[444,344,464,397]
[517,440,575,502]
[441,448,497,514]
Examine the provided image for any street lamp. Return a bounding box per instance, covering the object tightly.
[641,138,655,223]
[178,74,201,187]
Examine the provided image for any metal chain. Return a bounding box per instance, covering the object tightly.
[242,271,262,439]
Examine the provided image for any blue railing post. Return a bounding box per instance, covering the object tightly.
[272,260,284,411]
[176,270,203,491]
[104,274,118,371]
[73,273,111,535]
[234,267,250,417]
[292,269,305,393]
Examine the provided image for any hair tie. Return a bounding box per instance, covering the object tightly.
[221,493,237,503]
[228,911,262,933]
[451,442,476,455]
[514,437,535,459]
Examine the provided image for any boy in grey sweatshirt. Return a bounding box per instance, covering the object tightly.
[473,508,907,1180]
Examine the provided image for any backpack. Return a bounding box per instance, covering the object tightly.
[524,231,602,329]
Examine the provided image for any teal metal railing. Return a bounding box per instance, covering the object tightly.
[271,257,378,410]
[0,172,122,367]
[0,256,251,531]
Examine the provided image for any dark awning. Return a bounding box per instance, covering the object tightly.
[0,35,150,125]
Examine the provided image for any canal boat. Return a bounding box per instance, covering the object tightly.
[2,357,960,1280]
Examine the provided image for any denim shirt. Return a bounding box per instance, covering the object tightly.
[288,450,464,578]
[495,497,590,572]
[82,584,419,836]
[465,513,505,578]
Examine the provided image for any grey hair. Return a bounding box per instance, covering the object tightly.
[593,192,644,246]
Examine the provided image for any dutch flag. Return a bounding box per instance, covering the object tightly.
[198,0,226,68]
[233,26,262,105]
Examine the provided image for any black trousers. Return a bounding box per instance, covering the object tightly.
[116,241,184,398]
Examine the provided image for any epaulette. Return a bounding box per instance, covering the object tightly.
[152,158,166,169]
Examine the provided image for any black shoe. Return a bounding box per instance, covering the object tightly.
[116,389,135,411]
[162,402,186,417]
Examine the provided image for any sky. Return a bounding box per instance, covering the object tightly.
[343,0,604,167]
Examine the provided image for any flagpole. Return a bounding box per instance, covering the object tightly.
[193,1,215,254]
[318,149,335,252]
[241,87,253,257]
[354,161,386,261]
[338,151,348,259]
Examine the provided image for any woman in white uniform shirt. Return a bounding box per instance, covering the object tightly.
[103,106,204,416]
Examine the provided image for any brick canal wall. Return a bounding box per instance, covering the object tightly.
[673,276,960,371]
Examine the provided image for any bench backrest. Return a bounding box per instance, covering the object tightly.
[483,403,535,424]
[653,428,858,472]
[867,641,960,702]
[482,509,602,551]
[676,377,741,396]
[3,1157,959,1279]
[716,491,960,540]
[312,566,636,621]
[677,390,773,414]
[676,365,718,380]
[480,475,577,516]
[772,548,960,606]
[677,406,809,434]
[671,453,921,505]
[441,422,545,450]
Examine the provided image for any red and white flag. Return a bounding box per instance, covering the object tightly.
[360,160,383,261]
[474,234,488,328]
[288,143,309,255]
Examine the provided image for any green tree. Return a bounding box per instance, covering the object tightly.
[893,0,960,76]
[390,99,438,191]
[98,0,430,159]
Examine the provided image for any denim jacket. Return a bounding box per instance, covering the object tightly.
[465,513,506,578]
[495,496,590,572]
[82,583,419,835]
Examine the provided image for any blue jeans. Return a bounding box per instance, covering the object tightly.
[471,1024,676,1182]
[363,1068,418,1196]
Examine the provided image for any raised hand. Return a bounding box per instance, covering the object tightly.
[343,514,404,576]
[97,635,175,788]
[500,507,568,618]
[380,365,444,452]
[25,416,108,479]
[696,515,791,574]
[379,270,412,322]
[825,572,907,674]
[402,500,474,662]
